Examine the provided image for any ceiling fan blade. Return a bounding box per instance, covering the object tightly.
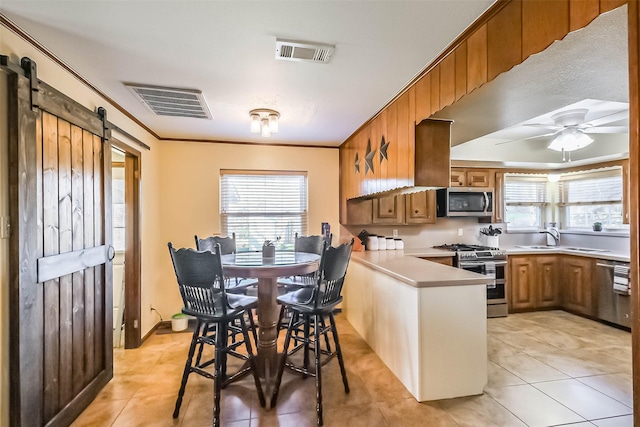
[495,131,557,145]
[583,125,628,134]
[523,123,563,130]
[585,110,628,127]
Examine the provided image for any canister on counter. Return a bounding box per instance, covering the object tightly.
[367,235,378,250]
[394,238,404,250]
[386,237,395,250]
[377,236,386,250]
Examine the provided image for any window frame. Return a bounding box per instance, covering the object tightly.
[503,174,550,231]
[220,169,309,251]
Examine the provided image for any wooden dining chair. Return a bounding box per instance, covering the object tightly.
[271,239,354,426]
[168,242,265,426]
[195,233,258,294]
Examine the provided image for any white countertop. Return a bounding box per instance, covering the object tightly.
[350,250,490,288]
[504,246,630,262]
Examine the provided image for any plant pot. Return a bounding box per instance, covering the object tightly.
[262,245,275,258]
[593,224,602,232]
[171,313,189,332]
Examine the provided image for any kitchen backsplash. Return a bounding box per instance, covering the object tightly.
[341,219,630,254]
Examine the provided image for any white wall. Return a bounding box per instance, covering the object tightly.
[154,140,339,321]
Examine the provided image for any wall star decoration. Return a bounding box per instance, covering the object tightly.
[365,139,376,174]
[354,152,360,174]
[379,136,389,163]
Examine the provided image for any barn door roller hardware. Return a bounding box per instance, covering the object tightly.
[20,57,39,111]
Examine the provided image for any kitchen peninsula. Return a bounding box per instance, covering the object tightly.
[343,249,491,402]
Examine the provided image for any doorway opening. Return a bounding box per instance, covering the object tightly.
[111,141,142,349]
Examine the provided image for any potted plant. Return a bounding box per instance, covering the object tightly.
[171,312,189,332]
[262,239,276,258]
[593,221,603,232]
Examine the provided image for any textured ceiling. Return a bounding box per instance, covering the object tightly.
[0,0,495,147]
[436,5,629,167]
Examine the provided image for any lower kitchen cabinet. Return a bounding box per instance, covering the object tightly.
[562,255,593,316]
[509,255,560,311]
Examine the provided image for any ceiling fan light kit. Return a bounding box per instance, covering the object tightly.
[547,128,594,152]
[249,108,280,137]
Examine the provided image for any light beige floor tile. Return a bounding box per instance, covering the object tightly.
[577,372,633,407]
[591,414,634,427]
[533,379,631,420]
[111,392,185,427]
[531,350,615,378]
[486,361,526,389]
[488,335,524,360]
[493,354,569,383]
[250,409,317,427]
[322,402,389,427]
[435,393,527,427]
[377,397,459,427]
[491,331,562,354]
[486,384,585,427]
[70,398,128,427]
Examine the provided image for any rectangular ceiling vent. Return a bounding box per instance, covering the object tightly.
[275,39,334,63]
[124,84,212,119]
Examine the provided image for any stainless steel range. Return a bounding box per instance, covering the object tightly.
[434,244,508,318]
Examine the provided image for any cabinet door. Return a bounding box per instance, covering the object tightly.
[405,190,436,224]
[537,256,560,307]
[373,195,404,224]
[346,198,373,225]
[451,168,466,186]
[509,256,536,310]
[466,170,491,187]
[562,256,593,315]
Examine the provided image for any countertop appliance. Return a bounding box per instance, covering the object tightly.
[596,260,631,328]
[436,188,493,217]
[433,244,508,318]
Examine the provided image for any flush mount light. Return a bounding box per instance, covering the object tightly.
[249,109,280,137]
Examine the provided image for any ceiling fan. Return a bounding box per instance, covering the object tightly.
[496,108,628,161]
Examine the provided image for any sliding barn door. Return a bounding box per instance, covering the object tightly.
[6,58,113,426]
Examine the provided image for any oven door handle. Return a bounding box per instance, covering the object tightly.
[459,260,507,268]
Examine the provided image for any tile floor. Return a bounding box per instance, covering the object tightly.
[72,310,633,426]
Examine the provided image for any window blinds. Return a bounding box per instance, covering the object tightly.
[504,176,549,206]
[220,171,308,251]
[558,168,622,205]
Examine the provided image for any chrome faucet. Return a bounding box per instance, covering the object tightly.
[540,228,560,246]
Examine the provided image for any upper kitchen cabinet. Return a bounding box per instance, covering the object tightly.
[405,190,437,224]
[450,168,492,187]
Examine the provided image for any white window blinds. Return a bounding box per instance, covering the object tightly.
[504,176,549,205]
[558,167,623,228]
[558,168,622,205]
[504,175,549,228]
[220,170,308,251]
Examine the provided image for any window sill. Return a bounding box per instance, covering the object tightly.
[560,229,630,237]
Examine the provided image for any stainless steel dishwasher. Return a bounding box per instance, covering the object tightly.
[596,260,631,328]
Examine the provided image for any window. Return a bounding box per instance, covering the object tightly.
[220,170,308,251]
[112,166,126,252]
[504,175,549,229]
[559,167,623,229]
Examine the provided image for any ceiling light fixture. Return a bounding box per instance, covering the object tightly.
[249,109,280,137]
[547,128,594,161]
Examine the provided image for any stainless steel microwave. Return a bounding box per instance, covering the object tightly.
[436,187,493,217]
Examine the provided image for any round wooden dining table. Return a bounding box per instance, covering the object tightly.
[220,251,320,388]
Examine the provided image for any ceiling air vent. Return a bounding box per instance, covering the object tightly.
[275,39,334,63]
[124,84,212,119]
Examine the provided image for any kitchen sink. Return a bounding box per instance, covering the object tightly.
[516,245,556,250]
